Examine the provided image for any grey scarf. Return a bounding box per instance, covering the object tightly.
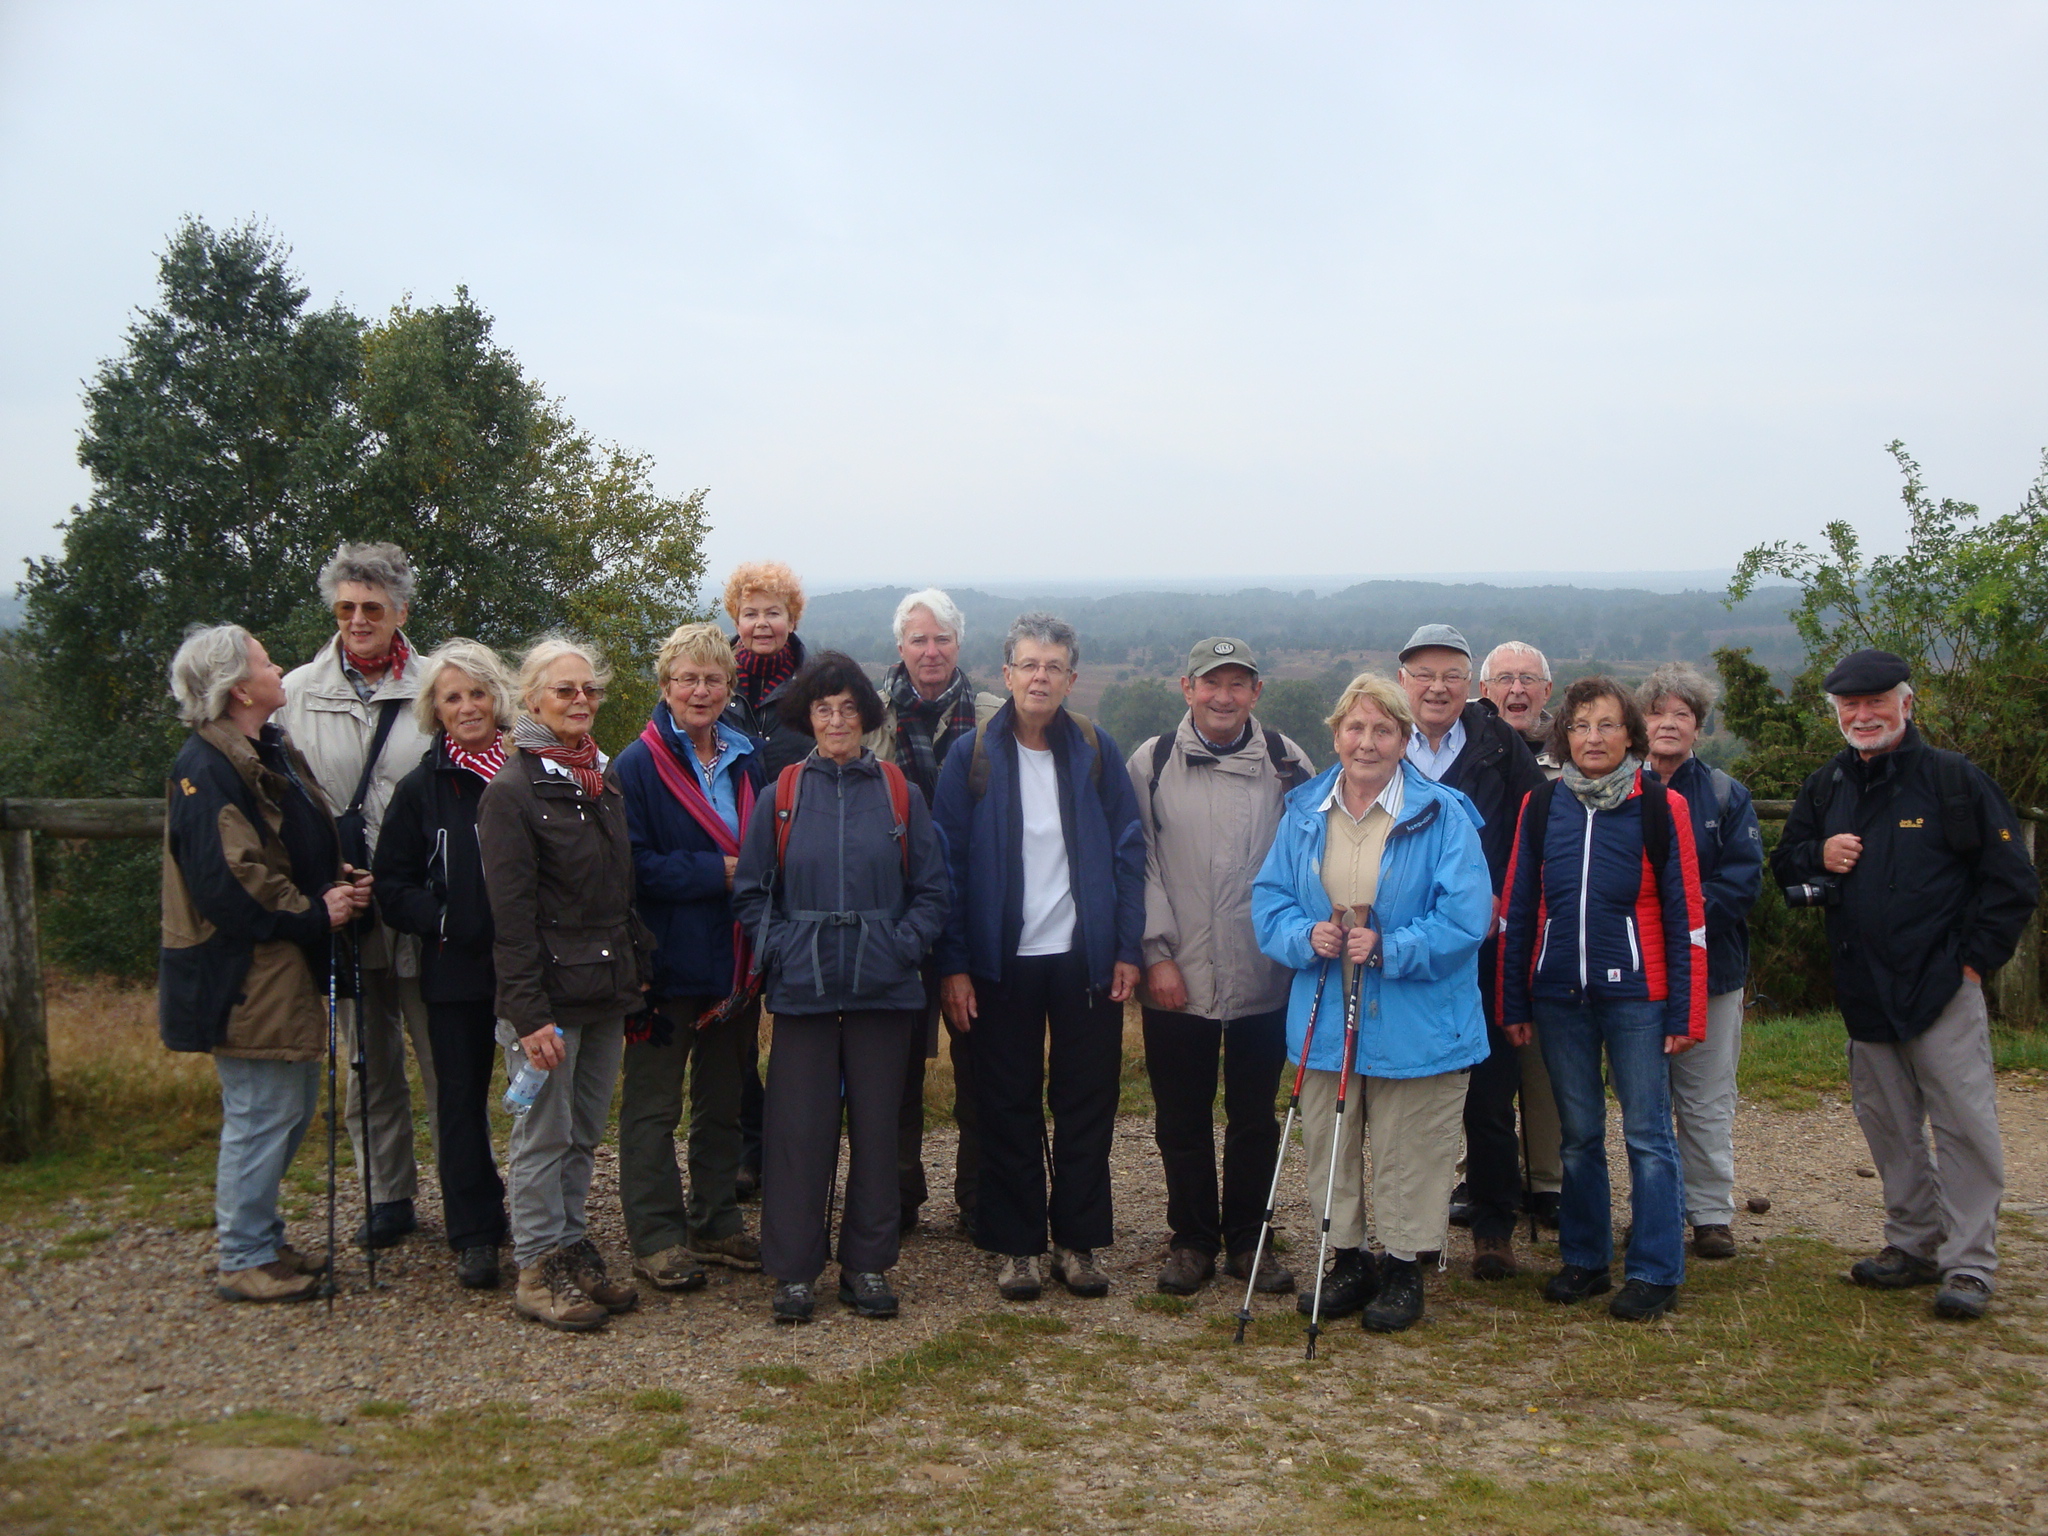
[1561,754,1640,812]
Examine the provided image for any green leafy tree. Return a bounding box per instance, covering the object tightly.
[1096,677,1184,750]
[1256,678,1337,760]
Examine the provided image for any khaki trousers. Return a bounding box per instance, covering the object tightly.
[1300,1067,1469,1257]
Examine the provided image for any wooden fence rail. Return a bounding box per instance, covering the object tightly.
[0,794,2041,1159]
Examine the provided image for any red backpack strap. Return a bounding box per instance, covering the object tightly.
[773,764,805,871]
[878,759,913,874]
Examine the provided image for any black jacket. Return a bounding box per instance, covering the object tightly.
[720,632,811,778]
[1437,699,1547,896]
[1772,724,2040,1042]
[373,736,497,1004]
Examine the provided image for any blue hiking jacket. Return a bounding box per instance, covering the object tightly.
[1647,755,1762,998]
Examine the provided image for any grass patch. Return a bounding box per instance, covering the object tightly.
[1740,1008,2048,1108]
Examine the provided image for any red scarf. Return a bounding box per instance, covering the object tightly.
[446,733,507,783]
[521,730,605,799]
[638,719,757,996]
[733,640,797,707]
[344,632,410,682]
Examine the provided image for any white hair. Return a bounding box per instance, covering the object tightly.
[515,634,612,715]
[892,588,966,645]
[1481,641,1551,682]
[412,639,517,737]
[317,541,416,609]
[168,623,254,728]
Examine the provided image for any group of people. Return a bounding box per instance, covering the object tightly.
[158,542,2040,1335]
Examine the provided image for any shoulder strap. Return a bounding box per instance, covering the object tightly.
[1525,778,1560,867]
[345,700,403,816]
[1067,712,1105,788]
[1266,729,1310,794]
[773,764,805,871]
[1146,732,1175,832]
[1640,777,1672,873]
[1932,749,1982,855]
[878,759,913,874]
[1709,766,1735,821]
[967,724,990,801]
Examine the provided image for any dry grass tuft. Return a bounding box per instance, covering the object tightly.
[43,969,218,1149]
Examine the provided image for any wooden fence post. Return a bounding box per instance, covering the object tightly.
[1996,820,2043,1029]
[0,830,50,1160]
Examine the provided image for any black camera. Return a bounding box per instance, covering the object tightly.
[1782,877,1840,909]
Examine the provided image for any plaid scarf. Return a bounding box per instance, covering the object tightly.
[512,715,605,798]
[445,732,506,783]
[1561,754,1641,812]
[885,662,977,801]
[733,638,799,708]
[343,632,410,682]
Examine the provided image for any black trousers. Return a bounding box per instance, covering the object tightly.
[971,950,1121,1258]
[760,1009,917,1283]
[1462,941,1522,1242]
[898,963,981,1223]
[424,998,509,1252]
[1142,1006,1286,1258]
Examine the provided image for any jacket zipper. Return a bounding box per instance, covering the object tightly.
[1576,797,1594,990]
[1536,917,1553,971]
[1624,914,1641,972]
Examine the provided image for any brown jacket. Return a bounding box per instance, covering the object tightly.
[159,721,340,1061]
[477,747,655,1034]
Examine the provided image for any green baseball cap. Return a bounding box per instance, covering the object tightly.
[1186,637,1260,678]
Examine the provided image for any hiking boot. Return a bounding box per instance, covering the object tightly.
[632,1245,709,1292]
[1156,1247,1215,1296]
[1542,1264,1613,1304]
[1608,1278,1679,1322]
[900,1206,921,1236]
[1524,1190,1561,1227]
[562,1238,638,1313]
[1362,1257,1426,1333]
[1933,1273,1992,1320]
[514,1251,608,1332]
[690,1229,764,1271]
[1472,1233,1519,1281]
[1051,1245,1111,1297]
[215,1259,320,1304]
[1297,1247,1379,1319]
[734,1164,762,1203]
[772,1280,815,1323]
[274,1243,327,1276]
[1226,1247,1296,1295]
[456,1245,501,1290]
[1692,1224,1737,1260]
[996,1253,1043,1301]
[1447,1182,1475,1229]
[354,1198,417,1251]
[1848,1245,1939,1290]
[838,1270,899,1318]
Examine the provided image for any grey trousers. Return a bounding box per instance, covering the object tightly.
[1670,989,1745,1226]
[498,1016,625,1269]
[618,994,751,1257]
[1300,1068,1467,1257]
[1847,978,2002,1287]
[340,965,436,1204]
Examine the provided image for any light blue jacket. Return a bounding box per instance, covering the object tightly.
[1251,760,1493,1080]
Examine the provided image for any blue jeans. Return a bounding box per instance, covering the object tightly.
[1534,997,1686,1288]
[214,1056,320,1271]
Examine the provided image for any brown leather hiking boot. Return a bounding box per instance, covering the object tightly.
[689,1229,763,1271]
[215,1259,320,1304]
[1225,1247,1297,1294]
[1051,1245,1111,1297]
[562,1238,638,1313]
[515,1251,608,1332]
[1472,1233,1519,1281]
[632,1245,708,1292]
[1691,1224,1737,1260]
[1156,1247,1214,1295]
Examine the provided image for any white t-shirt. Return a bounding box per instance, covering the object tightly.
[1015,743,1077,956]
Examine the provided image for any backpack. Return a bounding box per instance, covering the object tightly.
[1805,748,1981,855]
[1520,775,1674,875]
[1145,728,1311,832]
[773,758,914,875]
[964,711,1104,800]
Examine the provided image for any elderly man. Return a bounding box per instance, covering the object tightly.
[280,541,436,1250]
[1773,650,2038,1319]
[1130,639,1314,1296]
[868,588,1003,1235]
[1397,624,1547,1280]
[1480,641,1560,779]
[933,613,1146,1302]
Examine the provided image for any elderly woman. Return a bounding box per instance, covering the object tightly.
[373,639,516,1292]
[732,652,951,1324]
[1638,663,1762,1262]
[1250,674,1493,1333]
[160,623,372,1303]
[1499,676,1707,1322]
[613,621,767,1294]
[477,636,655,1332]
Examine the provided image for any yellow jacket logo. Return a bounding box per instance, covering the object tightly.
[1897,816,1923,829]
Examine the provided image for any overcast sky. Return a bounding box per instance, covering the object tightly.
[3,3,2044,595]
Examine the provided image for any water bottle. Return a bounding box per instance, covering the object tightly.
[503,1027,563,1115]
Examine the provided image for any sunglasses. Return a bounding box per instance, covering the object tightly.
[333,600,390,622]
[545,683,608,703]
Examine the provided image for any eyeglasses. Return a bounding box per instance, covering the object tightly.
[1404,669,1468,687]
[1488,673,1546,689]
[810,702,864,723]
[333,600,389,622]
[1007,660,1072,680]
[666,672,730,692]
[1565,720,1626,737]
[545,683,607,703]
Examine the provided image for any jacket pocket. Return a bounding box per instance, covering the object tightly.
[1623,915,1642,973]
[542,928,632,1007]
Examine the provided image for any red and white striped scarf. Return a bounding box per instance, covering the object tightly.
[445,733,507,783]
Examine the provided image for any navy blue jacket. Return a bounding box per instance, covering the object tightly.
[1646,755,1763,997]
[1438,698,1547,896]
[931,703,1147,993]
[720,632,810,779]
[614,705,767,999]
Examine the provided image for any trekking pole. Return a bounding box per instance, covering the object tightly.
[1234,957,1331,1345]
[1306,911,1366,1362]
[322,931,340,1312]
[350,929,380,1290]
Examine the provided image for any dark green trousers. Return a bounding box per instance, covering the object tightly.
[618,994,754,1256]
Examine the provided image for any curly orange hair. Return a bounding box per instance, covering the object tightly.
[721,561,806,628]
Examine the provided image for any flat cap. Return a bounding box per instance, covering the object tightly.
[1398,623,1471,662]
[1187,637,1259,678]
[1823,649,1912,696]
